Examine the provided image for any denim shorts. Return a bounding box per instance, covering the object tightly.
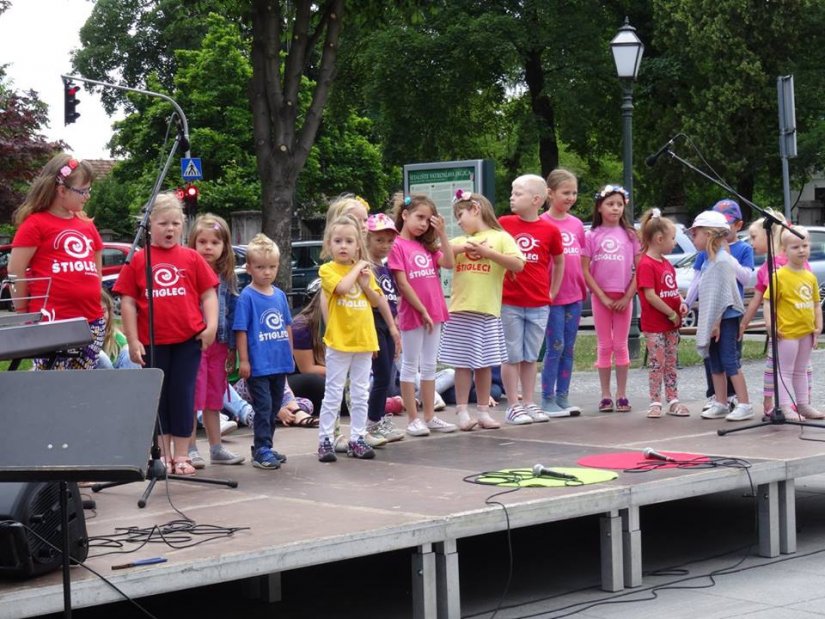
[707,317,742,376]
[501,304,550,363]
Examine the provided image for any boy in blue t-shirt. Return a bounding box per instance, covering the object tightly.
[234,234,294,470]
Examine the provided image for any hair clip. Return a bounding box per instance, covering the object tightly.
[56,159,79,183]
[403,195,412,206]
[212,223,221,231]
[595,184,629,201]
[355,195,370,211]
[453,189,473,203]
[650,207,661,218]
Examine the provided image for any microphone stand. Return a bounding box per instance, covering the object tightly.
[93,118,238,507]
[658,148,825,436]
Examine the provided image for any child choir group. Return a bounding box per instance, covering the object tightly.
[9,154,823,474]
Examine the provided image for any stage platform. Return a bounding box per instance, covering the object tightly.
[2,405,825,619]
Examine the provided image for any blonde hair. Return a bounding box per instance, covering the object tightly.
[781,224,809,247]
[322,215,368,262]
[188,213,237,293]
[546,168,577,191]
[512,174,547,199]
[246,233,280,263]
[696,226,729,260]
[150,192,185,221]
[101,289,118,360]
[750,210,787,256]
[325,193,370,228]
[390,192,440,252]
[639,208,675,252]
[452,192,501,231]
[14,153,95,225]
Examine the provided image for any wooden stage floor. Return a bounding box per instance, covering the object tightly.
[3,406,825,618]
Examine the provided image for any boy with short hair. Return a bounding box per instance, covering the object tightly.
[499,174,565,424]
[234,234,294,469]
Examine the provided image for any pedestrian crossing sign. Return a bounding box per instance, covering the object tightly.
[181,158,203,180]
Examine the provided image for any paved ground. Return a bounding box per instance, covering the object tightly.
[44,346,825,618]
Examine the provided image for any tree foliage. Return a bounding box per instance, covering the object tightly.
[0,67,61,224]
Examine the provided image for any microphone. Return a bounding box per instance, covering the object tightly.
[642,447,677,463]
[645,135,680,167]
[532,463,579,480]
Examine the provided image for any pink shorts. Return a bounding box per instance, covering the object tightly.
[194,341,230,411]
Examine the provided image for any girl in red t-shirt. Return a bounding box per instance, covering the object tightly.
[114,193,218,475]
[636,209,689,418]
[8,153,104,370]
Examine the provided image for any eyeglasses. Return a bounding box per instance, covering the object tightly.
[66,185,92,198]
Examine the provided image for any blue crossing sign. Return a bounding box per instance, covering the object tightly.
[181,158,203,180]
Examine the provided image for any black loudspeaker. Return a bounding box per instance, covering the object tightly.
[0,482,88,578]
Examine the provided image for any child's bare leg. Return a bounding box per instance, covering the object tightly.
[420,379,436,422]
[401,381,418,422]
[615,364,629,399]
[711,372,729,402]
[202,408,221,448]
[729,372,749,404]
[598,366,612,399]
[519,361,538,406]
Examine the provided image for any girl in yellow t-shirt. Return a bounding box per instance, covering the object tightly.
[766,225,823,420]
[316,215,396,462]
[439,190,525,431]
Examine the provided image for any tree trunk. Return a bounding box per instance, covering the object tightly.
[524,48,559,178]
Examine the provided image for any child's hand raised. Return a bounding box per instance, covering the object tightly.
[465,238,489,260]
[430,214,447,236]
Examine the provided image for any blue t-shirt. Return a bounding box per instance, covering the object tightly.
[693,240,754,299]
[233,285,294,377]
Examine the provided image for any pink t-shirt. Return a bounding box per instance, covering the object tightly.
[583,225,640,294]
[387,236,449,331]
[541,212,587,305]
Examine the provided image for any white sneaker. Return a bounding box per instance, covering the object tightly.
[406,418,430,437]
[426,415,457,433]
[505,404,533,425]
[364,431,389,448]
[726,403,754,422]
[727,395,738,411]
[523,403,550,423]
[701,403,729,419]
[702,396,718,412]
[433,392,447,411]
[219,413,238,436]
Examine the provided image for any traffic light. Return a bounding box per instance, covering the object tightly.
[63,79,80,125]
[182,183,199,217]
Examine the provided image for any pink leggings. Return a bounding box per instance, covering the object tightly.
[776,334,814,409]
[591,292,632,368]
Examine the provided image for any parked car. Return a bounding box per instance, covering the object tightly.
[234,239,323,310]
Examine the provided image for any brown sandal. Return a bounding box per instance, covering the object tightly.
[172,457,197,476]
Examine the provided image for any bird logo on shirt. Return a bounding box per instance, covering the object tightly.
[261,308,284,331]
[54,230,94,259]
[663,273,676,289]
[412,253,430,269]
[153,264,183,287]
[798,283,813,302]
[514,233,539,252]
[601,238,619,253]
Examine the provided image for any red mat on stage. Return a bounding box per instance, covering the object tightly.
[577,451,710,470]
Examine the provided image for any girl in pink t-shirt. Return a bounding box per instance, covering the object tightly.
[387,193,456,437]
[582,185,641,413]
[539,168,587,415]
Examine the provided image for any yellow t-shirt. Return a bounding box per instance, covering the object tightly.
[768,266,820,339]
[449,229,524,317]
[320,261,380,352]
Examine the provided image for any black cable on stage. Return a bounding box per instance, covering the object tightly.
[0,520,157,619]
[462,456,760,619]
[87,519,249,558]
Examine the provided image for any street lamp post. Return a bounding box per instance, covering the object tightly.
[610,17,644,359]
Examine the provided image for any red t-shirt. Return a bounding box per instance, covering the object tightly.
[113,245,218,345]
[636,253,682,333]
[499,215,563,307]
[12,212,104,322]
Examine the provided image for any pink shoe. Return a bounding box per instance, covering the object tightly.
[476,411,501,429]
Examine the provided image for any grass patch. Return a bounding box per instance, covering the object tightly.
[569,332,766,372]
